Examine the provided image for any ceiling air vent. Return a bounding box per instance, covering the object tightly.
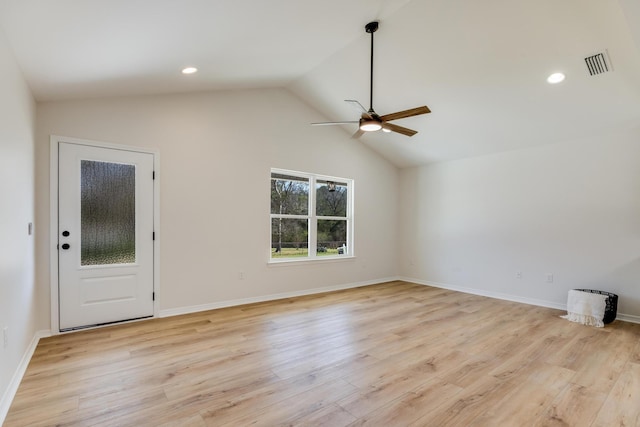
[584,52,611,76]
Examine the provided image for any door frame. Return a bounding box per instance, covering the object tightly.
[50,135,160,334]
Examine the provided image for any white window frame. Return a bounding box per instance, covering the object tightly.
[269,168,354,263]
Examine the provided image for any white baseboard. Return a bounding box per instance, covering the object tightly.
[399,276,566,310]
[617,313,640,324]
[0,329,51,425]
[159,277,398,318]
[399,276,640,324]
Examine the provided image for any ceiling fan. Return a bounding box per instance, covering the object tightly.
[312,21,431,138]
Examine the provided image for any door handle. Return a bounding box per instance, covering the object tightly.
[61,243,70,250]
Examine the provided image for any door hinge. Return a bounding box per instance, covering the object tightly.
[152,171,155,180]
[152,292,155,301]
[152,232,155,240]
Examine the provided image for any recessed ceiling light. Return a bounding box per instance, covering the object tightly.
[547,72,565,84]
[182,67,198,75]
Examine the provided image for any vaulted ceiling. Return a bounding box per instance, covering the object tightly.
[1,0,639,167]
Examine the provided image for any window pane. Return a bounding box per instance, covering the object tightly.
[271,174,309,215]
[316,180,347,217]
[81,160,136,266]
[317,219,347,256]
[271,218,308,258]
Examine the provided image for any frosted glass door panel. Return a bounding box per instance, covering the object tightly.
[81,160,136,266]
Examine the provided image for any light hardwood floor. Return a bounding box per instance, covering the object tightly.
[5,281,640,426]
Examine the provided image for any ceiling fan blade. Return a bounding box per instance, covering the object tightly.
[344,99,368,114]
[382,122,418,137]
[379,106,431,122]
[311,121,359,126]
[351,129,365,139]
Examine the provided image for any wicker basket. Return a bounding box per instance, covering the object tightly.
[574,289,618,324]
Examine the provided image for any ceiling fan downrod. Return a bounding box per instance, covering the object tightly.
[365,21,379,114]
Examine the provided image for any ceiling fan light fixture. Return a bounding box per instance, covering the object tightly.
[382,127,391,133]
[360,119,382,132]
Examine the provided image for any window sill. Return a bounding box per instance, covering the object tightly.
[268,255,356,266]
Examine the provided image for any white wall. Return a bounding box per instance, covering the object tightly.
[399,126,640,317]
[0,28,37,419]
[35,88,399,324]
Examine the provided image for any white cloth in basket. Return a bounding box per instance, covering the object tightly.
[561,289,607,328]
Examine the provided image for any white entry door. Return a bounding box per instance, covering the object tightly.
[58,142,155,331]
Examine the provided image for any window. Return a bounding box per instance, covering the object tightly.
[270,169,353,261]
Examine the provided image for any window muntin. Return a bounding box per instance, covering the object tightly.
[270,169,353,261]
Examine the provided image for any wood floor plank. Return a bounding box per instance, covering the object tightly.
[337,370,435,418]
[532,383,607,427]
[348,378,464,426]
[2,395,79,426]
[470,362,576,426]
[157,414,207,427]
[210,378,358,426]
[592,362,640,427]
[568,331,633,394]
[5,281,640,427]
[407,374,519,426]
[633,340,640,365]
[293,403,358,426]
[439,352,502,388]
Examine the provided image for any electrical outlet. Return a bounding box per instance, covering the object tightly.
[238,272,244,280]
[516,272,522,279]
[546,274,554,283]
[3,327,8,349]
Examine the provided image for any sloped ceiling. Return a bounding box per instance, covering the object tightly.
[1,0,640,167]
